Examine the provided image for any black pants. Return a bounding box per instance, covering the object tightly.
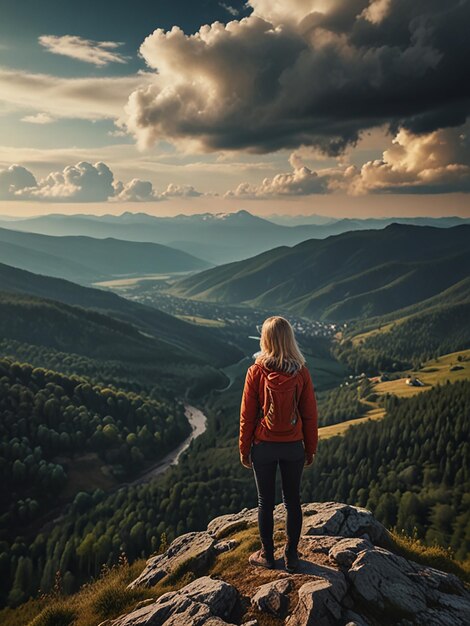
[251,439,305,556]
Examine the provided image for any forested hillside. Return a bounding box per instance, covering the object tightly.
[335,300,470,373]
[2,367,467,608]
[0,356,191,606]
[167,224,470,320]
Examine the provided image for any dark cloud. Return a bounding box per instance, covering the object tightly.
[124,0,470,155]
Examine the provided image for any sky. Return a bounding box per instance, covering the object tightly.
[0,0,469,218]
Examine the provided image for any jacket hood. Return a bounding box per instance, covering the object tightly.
[254,362,300,388]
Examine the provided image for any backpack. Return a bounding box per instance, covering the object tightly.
[256,365,301,434]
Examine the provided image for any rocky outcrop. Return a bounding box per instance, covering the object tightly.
[111,576,237,625]
[128,531,215,589]
[112,501,469,626]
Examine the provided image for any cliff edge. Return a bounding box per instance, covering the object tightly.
[100,501,470,626]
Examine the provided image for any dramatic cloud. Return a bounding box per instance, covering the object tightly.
[39,35,128,66]
[348,125,470,194]
[0,161,204,202]
[225,122,470,197]
[225,152,328,197]
[124,0,470,155]
[0,67,152,120]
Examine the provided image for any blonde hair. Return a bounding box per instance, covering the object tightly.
[254,316,306,373]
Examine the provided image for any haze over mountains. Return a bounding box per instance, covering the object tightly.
[0,210,468,265]
[0,226,210,285]
[168,224,470,321]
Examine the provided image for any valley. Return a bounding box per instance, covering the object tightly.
[0,219,469,617]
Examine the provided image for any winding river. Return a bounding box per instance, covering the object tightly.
[131,404,208,485]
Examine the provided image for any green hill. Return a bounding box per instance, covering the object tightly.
[0,227,210,284]
[335,299,470,373]
[168,224,470,321]
[0,263,243,368]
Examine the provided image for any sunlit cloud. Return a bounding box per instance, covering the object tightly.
[0,160,206,202]
[123,0,468,156]
[39,34,129,66]
[348,126,470,195]
[0,66,152,121]
[225,153,329,198]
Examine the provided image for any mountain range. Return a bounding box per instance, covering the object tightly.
[167,223,470,321]
[0,210,468,265]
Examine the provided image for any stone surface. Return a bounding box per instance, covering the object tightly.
[214,539,239,554]
[250,577,292,616]
[285,569,348,626]
[302,501,393,548]
[207,504,285,539]
[328,537,373,568]
[128,531,215,589]
[112,576,237,625]
[179,576,238,619]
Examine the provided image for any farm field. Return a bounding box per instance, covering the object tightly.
[318,348,470,440]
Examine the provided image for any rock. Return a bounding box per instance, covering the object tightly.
[241,621,258,626]
[328,537,373,568]
[109,593,209,625]
[302,502,393,548]
[251,577,292,616]
[286,569,348,626]
[346,544,470,623]
[299,535,339,556]
[207,505,285,539]
[214,539,239,553]
[111,576,238,625]
[347,546,428,615]
[128,531,215,589]
[207,507,257,538]
[179,576,238,619]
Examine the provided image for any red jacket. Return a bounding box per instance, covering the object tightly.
[239,362,318,458]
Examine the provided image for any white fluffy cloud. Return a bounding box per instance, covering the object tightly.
[39,35,128,66]
[0,165,38,200]
[225,153,328,197]
[348,126,470,194]
[123,0,469,155]
[225,123,470,197]
[0,161,204,202]
[113,178,156,201]
[17,161,115,201]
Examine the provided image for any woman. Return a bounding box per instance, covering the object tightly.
[239,316,318,572]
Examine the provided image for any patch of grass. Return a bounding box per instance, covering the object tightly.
[0,559,150,626]
[390,529,470,583]
[29,603,76,626]
[91,582,146,619]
